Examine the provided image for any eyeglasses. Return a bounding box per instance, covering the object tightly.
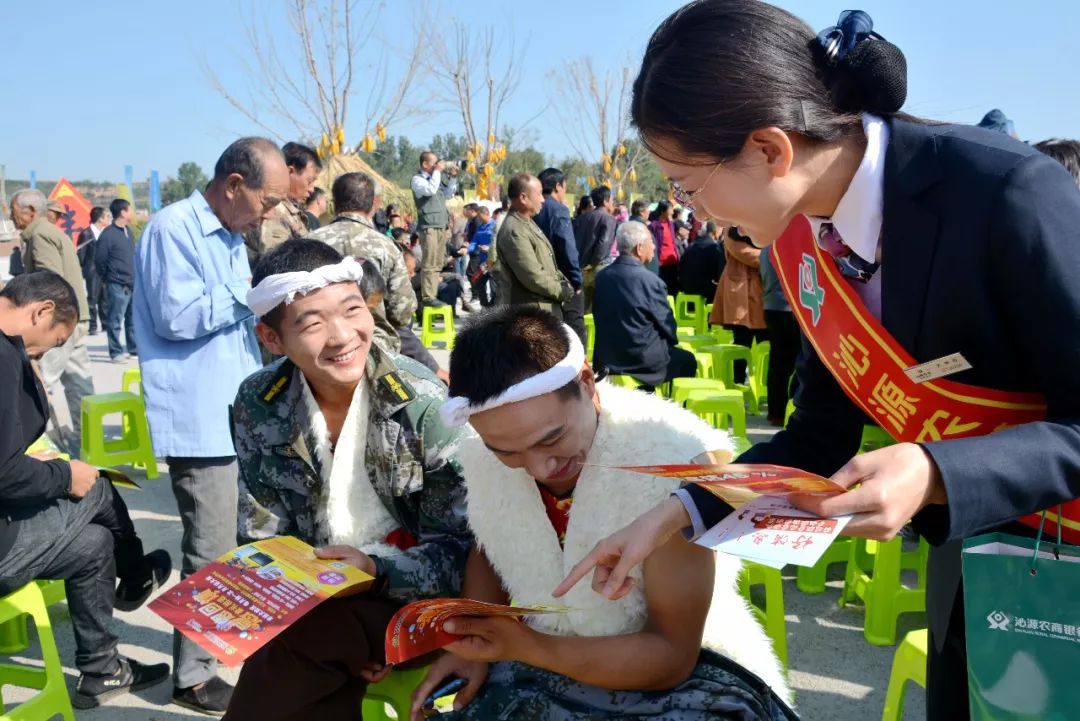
[670,161,723,207]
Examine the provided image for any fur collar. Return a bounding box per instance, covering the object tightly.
[300,375,401,558]
[459,382,790,700]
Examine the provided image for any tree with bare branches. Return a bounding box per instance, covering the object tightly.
[206,0,424,159]
[547,57,649,202]
[427,20,542,199]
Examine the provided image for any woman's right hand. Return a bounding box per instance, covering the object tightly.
[409,653,489,720]
[552,495,691,601]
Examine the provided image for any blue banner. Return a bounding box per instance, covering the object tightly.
[149,170,161,211]
[29,170,36,189]
[124,165,135,206]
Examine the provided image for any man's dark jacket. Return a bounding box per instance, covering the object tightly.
[592,255,677,386]
[94,223,135,287]
[678,235,725,299]
[573,208,616,269]
[0,333,72,559]
[535,196,582,289]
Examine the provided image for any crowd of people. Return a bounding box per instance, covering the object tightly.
[3,0,1080,719]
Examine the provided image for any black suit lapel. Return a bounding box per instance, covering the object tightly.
[880,119,944,356]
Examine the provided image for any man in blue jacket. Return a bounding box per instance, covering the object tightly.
[535,168,586,344]
[593,221,695,389]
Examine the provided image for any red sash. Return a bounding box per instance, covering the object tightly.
[771,216,1079,544]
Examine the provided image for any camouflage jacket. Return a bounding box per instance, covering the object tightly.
[244,198,307,266]
[306,212,417,351]
[230,346,471,601]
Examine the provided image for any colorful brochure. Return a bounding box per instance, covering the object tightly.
[385,599,561,665]
[695,495,851,568]
[150,536,373,666]
[613,461,846,506]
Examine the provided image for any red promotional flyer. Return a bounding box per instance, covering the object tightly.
[150,536,372,666]
[385,599,558,666]
[612,462,846,506]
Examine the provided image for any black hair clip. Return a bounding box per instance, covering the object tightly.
[816,10,884,63]
[814,9,907,115]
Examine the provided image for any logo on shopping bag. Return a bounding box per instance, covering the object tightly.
[987,610,1011,631]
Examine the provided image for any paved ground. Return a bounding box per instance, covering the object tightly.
[5,335,927,720]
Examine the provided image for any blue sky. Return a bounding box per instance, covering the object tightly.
[1,0,1076,183]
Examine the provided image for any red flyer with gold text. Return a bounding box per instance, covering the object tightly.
[612,462,845,506]
[150,536,372,666]
[386,599,560,665]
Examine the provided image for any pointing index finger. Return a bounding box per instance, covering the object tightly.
[552,546,603,598]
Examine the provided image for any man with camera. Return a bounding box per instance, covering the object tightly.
[410,151,458,308]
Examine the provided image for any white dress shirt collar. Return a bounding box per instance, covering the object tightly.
[810,114,888,265]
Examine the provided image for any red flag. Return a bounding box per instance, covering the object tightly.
[48,178,92,244]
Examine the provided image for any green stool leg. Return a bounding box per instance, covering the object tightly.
[0,616,29,654]
[738,562,788,671]
[880,629,927,721]
[362,666,431,720]
[796,537,851,594]
[0,582,76,721]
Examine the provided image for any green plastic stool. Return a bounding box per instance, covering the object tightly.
[120,367,142,396]
[80,392,159,480]
[583,313,596,359]
[670,378,728,407]
[710,326,735,345]
[674,293,709,334]
[732,436,753,455]
[880,629,927,721]
[840,536,928,646]
[0,582,75,721]
[420,306,455,350]
[362,666,431,720]
[676,332,717,350]
[748,341,770,414]
[686,391,747,437]
[693,351,715,380]
[738,561,788,670]
[701,344,754,407]
[0,581,66,655]
[860,424,896,453]
[796,537,852,594]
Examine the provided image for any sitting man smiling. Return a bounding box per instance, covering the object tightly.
[223,240,471,721]
[410,306,796,721]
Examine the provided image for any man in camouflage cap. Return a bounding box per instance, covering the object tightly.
[244,141,321,266]
[223,239,470,721]
[306,171,416,352]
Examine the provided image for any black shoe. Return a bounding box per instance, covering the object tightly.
[115,549,171,612]
[73,657,170,709]
[172,676,234,716]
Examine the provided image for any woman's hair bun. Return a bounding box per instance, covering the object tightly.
[814,10,908,115]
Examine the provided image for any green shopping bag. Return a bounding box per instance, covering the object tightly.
[963,519,1080,721]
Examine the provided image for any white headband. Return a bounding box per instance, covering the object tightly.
[246,257,365,318]
[439,324,586,427]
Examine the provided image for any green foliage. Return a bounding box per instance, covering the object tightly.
[161,162,209,205]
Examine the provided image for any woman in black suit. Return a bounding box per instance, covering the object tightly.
[554,3,1080,720]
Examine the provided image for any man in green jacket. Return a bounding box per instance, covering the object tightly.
[492,173,574,318]
[223,239,470,721]
[306,171,416,353]
[11,189,94,455]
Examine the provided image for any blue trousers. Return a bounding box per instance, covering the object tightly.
[105,282,137,358]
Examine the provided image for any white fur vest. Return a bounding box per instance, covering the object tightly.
[458,382,791,700]
[300,375,402,560]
